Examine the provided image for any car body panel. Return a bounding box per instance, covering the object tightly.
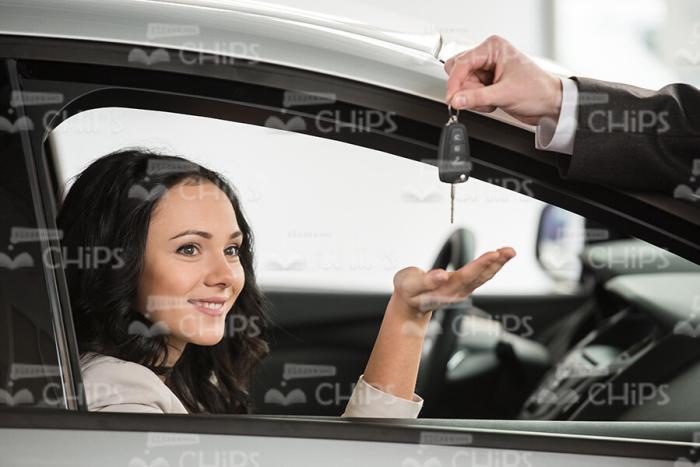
[0,427,675,466]
[0,0,536,130]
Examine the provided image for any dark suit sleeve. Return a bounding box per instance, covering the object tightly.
[554,76,700,193]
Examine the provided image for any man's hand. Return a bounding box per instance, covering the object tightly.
[392,246,516,315]
[444,35,562,126]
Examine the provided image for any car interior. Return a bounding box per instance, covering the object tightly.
[250,220,700,421]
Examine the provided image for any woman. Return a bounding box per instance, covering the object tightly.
[58,148,515,416]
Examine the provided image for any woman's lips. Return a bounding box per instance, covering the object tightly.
[188,298,226,316]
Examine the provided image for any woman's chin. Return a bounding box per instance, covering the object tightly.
[186,330,225,346]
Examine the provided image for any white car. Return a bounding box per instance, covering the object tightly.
[0,1,699,466]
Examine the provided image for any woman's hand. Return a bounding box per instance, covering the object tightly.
[392,246,517,317]
[359,246,516,404]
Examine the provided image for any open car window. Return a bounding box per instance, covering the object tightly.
[48,105,700,422]
[51,107,555,296]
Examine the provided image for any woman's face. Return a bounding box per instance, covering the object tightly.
[136,180,245,361]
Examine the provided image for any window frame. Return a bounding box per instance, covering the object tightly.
[1,35,700,455]
[0,37,692,265]
[1,57,83,411]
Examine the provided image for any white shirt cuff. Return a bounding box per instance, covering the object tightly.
[340,374,424,418]
[535,77,578,155]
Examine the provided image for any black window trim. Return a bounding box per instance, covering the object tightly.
[4,58,83,411]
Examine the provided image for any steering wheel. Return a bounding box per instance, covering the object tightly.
[415,227,476,408]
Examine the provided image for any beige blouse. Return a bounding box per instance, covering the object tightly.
[79,352,423,418]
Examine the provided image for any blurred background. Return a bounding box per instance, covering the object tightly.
[273,0,700,89]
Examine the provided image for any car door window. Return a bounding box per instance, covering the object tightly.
[48,104,700,422]
[51,107,554,296]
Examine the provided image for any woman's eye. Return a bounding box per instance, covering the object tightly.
[177,244,199,256]
[225,245,240,257]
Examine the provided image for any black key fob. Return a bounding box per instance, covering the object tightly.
[438,118,471,184]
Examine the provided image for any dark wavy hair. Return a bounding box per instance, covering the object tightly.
[57,148,270,414]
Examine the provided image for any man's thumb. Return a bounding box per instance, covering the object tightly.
[450,83,506,111]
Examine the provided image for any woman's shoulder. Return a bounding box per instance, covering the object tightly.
[79,351,188,414]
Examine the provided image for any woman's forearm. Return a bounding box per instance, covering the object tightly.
[361,293,431,401]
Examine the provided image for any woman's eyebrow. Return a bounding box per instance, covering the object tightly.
[169,230,243,240]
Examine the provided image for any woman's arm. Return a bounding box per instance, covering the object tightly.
[355,247,516,410]
[360,293,432,400]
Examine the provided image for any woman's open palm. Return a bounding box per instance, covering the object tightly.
[393,247,516,314]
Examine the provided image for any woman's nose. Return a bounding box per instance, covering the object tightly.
[204,254,237,288]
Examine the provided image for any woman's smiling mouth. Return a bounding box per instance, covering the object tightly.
[188,297,228,316]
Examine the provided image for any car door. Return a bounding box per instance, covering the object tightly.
[0,19,699,467]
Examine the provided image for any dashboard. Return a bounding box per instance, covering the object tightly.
[521,240,700,421]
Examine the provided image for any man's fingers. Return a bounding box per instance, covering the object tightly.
[445,40,496,102]
[449,81,508,112]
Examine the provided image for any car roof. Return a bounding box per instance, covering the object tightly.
[0,0,569,131]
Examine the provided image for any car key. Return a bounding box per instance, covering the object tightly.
[438,106,472,223]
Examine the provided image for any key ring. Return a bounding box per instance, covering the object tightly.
[447,104,460,125]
